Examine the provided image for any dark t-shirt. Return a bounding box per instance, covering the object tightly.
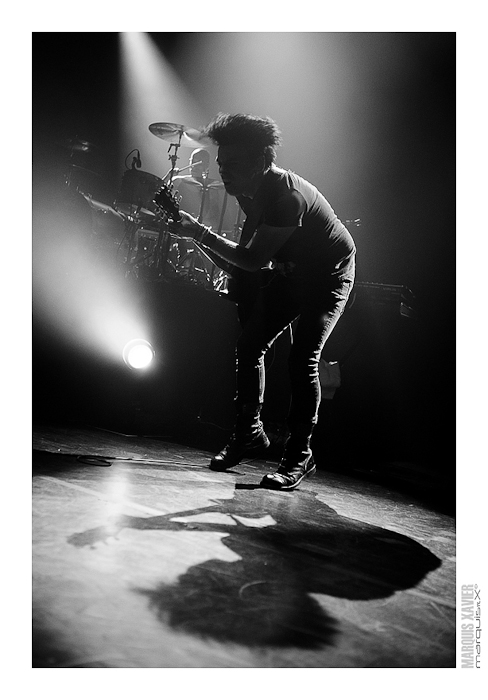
[237,166,356,292]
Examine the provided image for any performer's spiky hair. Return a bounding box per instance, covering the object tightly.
[204,113,282,167]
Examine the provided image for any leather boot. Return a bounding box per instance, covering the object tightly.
[210,403,270,471]
[260,423,316,491]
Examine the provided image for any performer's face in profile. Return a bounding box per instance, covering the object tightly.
[216,145,263,197]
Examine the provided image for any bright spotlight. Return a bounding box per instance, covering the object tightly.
[123,339,155,370]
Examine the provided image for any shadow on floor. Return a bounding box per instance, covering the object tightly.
[67,487,441,649]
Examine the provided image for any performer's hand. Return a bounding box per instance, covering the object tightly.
[169,210,202,240]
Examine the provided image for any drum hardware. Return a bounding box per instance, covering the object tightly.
[130,149,142,170]
[183,170,213,279]
[131,230,160,269]
[169,241,213,288]
[82,194,124,219]
[115,214,165,278]
[153,222,173,276]
[114,203,174,280]
[117,217,139,270]
[166,177,230,285]
[114,168,165,222]
[107,121,239,290]
[149,122,217,284]
[212,204,243,294]
[57,137,96,154]
[207,189,230,285]
[57,137,99,192]
[62,164,102,198]
[148,122,210,150]
[148,122,211,184]
[115,129,207,275]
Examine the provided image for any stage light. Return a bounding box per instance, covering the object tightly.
[122,339,155,370]
[118,32,209,178]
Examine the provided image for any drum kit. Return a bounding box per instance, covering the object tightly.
[61,122,241,292]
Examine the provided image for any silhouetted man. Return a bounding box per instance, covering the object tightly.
[170,113,356,491]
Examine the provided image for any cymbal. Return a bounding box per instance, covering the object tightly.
[149,122,211,149]
[58,137,96,152]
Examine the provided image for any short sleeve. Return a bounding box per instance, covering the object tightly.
[263,190,306,228]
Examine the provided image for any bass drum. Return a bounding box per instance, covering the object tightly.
[114,169,163,222]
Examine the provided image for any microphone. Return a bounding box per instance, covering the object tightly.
[132,150,142,169]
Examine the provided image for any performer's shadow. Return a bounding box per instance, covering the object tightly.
[68,487,441,649]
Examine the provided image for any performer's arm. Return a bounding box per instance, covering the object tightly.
[173,211,295,272]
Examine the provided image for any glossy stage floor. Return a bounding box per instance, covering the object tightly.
[32,424,455,668]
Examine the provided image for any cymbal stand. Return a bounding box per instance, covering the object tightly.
[152,219,171,275]
[186,170,212,284]
[156,131,183,276]
[166,130,183,184]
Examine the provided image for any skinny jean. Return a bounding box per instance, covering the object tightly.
[235,267,354,434]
